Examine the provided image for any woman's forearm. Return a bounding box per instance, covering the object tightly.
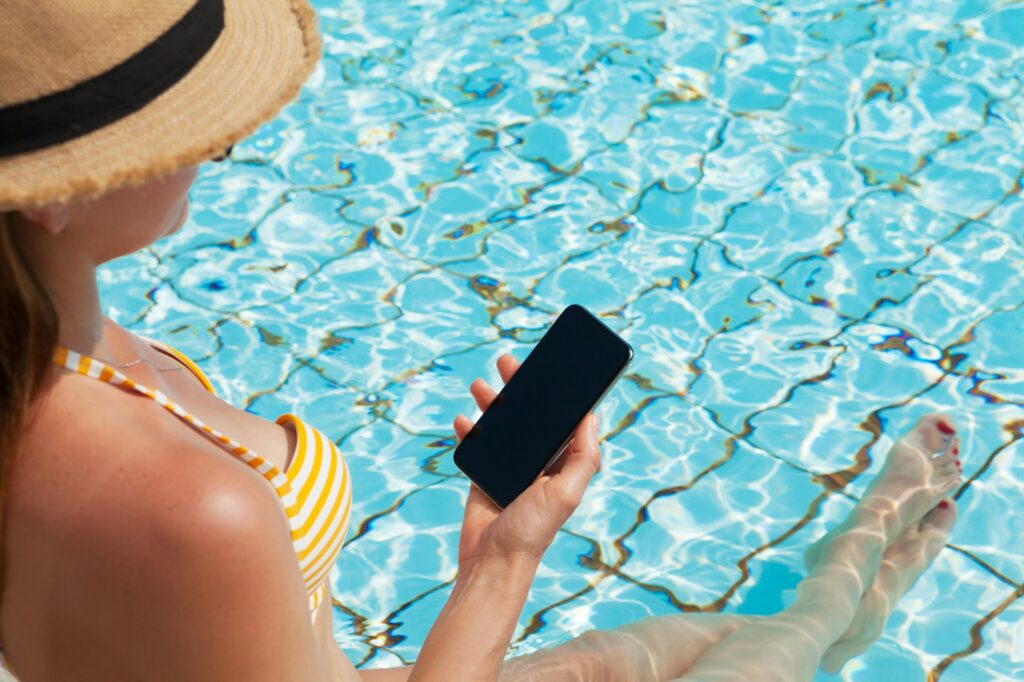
[407,553,540,682]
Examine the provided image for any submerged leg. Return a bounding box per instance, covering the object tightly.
[499,613,756,682]
[820,499,956,673]
[669,414,961,681]
[500,504,955,682]
[500,414,961,682]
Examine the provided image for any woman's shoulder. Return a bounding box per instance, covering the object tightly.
[12,370,278,535]
[4,376,324,680]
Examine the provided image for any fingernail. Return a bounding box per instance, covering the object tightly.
[937,420,956,435]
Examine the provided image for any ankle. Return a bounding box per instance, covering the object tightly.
[857,496,902,541]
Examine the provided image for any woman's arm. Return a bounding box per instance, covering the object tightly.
[407,551,539,680]
[353,551,534,682]
[360,354,601,681]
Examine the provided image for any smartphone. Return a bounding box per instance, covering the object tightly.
[453,303,634,509]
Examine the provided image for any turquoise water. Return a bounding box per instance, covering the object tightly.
[102,0,1023,679]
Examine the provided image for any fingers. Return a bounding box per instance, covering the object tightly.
[457,354,521,442]
[496,352,520,384]
[453,414,474,442]
[469,379,498,412]
[469,353,521,412]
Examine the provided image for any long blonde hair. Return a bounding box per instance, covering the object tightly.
[0,210,60,618]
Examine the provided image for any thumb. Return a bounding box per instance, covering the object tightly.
[546,413,601,505]
[574,412,601,472]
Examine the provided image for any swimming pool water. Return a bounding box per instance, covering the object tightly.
[102,0,1023,679]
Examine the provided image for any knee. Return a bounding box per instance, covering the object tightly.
[585,626,655,679]
[569,629,657,682]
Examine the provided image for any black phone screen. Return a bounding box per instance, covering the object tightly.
[453,304,634,508]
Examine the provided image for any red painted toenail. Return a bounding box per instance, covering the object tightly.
[939,500,949,509]
[937,420,956,435]
[953,446,959,456]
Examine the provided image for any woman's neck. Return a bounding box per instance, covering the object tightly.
[8,212,122,358]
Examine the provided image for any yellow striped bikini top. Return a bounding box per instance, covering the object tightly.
[51,337,353,624]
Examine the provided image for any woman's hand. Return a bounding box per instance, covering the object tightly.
[452,352,602,572]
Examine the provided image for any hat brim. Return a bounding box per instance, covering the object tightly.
[0,0,322,211]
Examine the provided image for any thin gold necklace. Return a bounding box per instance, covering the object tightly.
[88,351,187,372]
[83,322,189,372]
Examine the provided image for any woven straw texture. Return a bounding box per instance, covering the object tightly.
[0,0,322,211]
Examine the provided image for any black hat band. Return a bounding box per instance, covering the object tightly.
[0,0,224,158]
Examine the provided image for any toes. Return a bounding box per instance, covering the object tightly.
[938,477,960,497]
[933,434,958,462]
[934,438,963,485]
[918,500,958,554]
[896,413,957,459]
[922,499,958,532]
[932,439,964,490]
[914,412,958,453]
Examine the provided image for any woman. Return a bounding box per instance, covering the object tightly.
[0,1,963,680]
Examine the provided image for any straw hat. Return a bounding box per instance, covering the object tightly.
[0,0,322,211]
